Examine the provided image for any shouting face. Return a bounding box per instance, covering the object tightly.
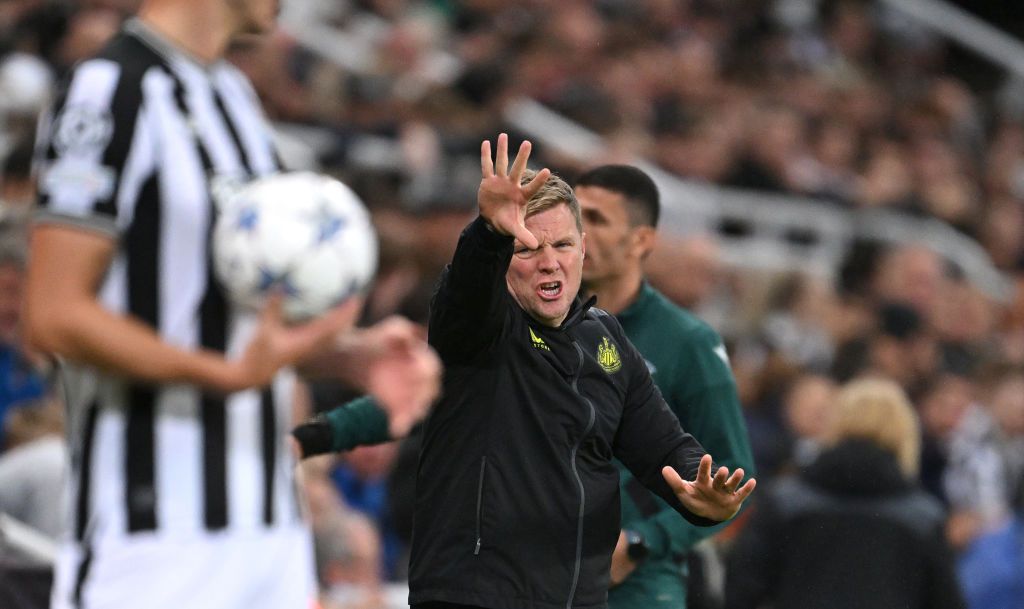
[506,203,585,327]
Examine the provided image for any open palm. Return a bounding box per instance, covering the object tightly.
[662,454,756,522]
[478,133,551,248]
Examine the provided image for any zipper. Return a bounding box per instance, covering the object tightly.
[474,456,486,555]
[566,342,596,609]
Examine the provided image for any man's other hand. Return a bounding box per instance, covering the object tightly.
[609,530,638,587]
[662,454,756,523]
[364,322,442,437]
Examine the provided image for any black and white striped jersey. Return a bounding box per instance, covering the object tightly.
[34,19,302,545]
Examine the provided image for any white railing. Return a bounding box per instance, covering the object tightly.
[881,0,1024,79]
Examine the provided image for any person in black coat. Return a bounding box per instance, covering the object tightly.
[411,134,756,609]
[725,377,966,609]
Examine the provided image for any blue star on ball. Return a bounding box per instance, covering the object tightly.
[235,207,259,232]
[257,267,301,297]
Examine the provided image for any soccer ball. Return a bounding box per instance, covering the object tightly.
[212,171,378,321]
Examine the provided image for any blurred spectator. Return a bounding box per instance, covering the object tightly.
[1,136,35,211]
[796,118,860,203]
[781,373,838,469]
[645,232,722,313]
[957,514,1024,609]
[0,51,52,158]
[856,139,916,209]
[725,377,965,609]
[331,443,403,580]
[933,277,997,377]
[944,367,1024,548]
[315,508,385,609]
[871,244,946,319]
[726,103,808,194]
[303,463,385,609]
[978,198,1024,273]
[742,369,839,485]
[0,396,64,539]
[758,272,836,374]
[832,300,938,387]
[0,221,45,438]
[916,372,974,506]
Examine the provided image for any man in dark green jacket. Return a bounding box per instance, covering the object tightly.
[577,165,755,609]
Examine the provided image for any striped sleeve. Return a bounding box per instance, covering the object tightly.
[35,57,150,236]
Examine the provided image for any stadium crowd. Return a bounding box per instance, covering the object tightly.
[1,0,1023,608]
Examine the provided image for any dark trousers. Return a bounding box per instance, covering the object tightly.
[413,603,488,609]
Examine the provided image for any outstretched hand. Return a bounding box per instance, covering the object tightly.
[363,318,442,438]
[662,454,756,522]
[223,295,364,393]
[478,133,551,249]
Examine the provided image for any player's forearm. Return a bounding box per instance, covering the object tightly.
[293,329,366,384]
[26,297,236,391]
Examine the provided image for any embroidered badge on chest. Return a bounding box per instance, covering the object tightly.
[597,337,622,373]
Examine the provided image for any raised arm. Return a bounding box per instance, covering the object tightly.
[427,134,550,361]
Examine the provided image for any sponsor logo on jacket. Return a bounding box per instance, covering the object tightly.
[530,327,550,351]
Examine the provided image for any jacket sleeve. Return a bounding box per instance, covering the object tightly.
[611,328,718,527]
[291,396,391,457]
[427,216,514,363]
[624,327,755,559]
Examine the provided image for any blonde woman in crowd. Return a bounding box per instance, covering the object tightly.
[725,378,965,609]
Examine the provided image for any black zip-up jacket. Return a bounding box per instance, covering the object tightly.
[409,217,717,609]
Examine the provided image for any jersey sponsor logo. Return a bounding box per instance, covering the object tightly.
[529,327,550,351]
[51,105,114,156]
[597,337,622,374]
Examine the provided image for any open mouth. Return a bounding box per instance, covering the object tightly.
[538,281,562,300]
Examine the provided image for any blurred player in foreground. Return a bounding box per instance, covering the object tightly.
[27,0,439,607]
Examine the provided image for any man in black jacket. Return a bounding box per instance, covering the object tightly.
[409,134,754,609]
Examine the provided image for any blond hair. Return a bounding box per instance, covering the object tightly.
[827,377,921,477]
[520,169,582,233]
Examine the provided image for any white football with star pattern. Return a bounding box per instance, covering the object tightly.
[213,171,378,321]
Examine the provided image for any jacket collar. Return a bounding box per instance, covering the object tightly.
[519,294,597,332]
[561,295,598,329]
